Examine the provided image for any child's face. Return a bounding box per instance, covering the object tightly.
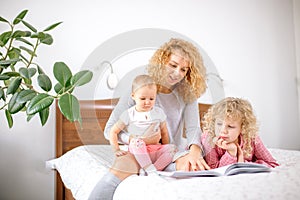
[215,117,242,143]
[132,84,157,112]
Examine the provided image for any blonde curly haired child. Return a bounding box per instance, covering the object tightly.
[201,97,279,168]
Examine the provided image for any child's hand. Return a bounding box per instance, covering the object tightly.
[236,144,244,162]
[114,149,128,157]
[214,137,238,156]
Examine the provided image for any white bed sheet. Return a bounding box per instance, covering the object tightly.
[47,145,300,200]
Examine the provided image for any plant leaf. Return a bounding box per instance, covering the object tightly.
[0,58,21,67]
[8,92,26,114]
[0,31,12,47]
[43,22,63,32]
[37,65,45,74]
[38,74,52,92]
[58,93,81,123]
[39,107,49,126]
[54,82,63,94]
[0,74,10,80]
[0,87,4,100]
[6,77,22,95]
[53,62,72,86]
[21,20,37,33]
[27,113,35,122]
[19,67,30,79]
[5,109,13,128]
[16,37,34,47]
[26,93,54,115]
[17,89,36,103]
[20,46,36,57]
[0,16,9,23]
[40,33,53,45]
[70,70,93,87]
[13,10,28,25]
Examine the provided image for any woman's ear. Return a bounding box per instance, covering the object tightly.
[131,93,135,100]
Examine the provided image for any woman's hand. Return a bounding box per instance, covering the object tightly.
[175,145,210,171]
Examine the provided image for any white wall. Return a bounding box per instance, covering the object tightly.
[0,0,299,199]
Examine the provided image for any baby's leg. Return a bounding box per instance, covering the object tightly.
[128,138,152,169]
[151,144,177,171]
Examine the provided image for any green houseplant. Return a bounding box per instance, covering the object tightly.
[0,10,93,128]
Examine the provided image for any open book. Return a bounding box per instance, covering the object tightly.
[158,162,271,178]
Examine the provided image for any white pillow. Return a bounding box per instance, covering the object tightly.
[46,145,114,200]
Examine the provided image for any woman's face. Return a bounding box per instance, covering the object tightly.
[163,54,189,88]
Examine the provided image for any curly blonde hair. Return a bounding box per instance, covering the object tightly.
[202,97,259,157]
[147,38,207,103]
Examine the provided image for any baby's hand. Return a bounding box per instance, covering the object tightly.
[114,149,128,157]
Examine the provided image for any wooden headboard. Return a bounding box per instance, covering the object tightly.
[55,98,211,200]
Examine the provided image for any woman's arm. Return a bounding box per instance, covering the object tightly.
[175,101,210,171]
[160,121,169,144]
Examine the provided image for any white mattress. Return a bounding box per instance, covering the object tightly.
[47,145,300,200]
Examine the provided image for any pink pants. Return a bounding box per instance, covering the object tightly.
[128,138,177,170]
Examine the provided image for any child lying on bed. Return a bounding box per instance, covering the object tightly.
[201,97,279,169]
[109,74,177,175]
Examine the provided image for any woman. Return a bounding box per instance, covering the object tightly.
[89,38,210,200]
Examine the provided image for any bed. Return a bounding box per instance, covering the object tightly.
[47,98,300,200]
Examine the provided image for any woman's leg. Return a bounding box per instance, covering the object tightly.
[88,153,139,200]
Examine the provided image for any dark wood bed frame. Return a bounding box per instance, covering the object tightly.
[55,98,211,200]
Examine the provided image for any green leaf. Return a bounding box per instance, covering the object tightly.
[13,10,28,25]
[43,22,63,31]
[53,62,72,86]
[19,67,30,79]
[39,107,49,126]
[28,68,37,77]
[26,93,54,115]
[0,16,9,23]
[2,72,20,77]
[21,20,37,33]
[0,87,4,100]
[40,33,53,45]
[27,114,35,122]
[38,74,52,92]
[19,67,36,79]
[16,37,34,47]
[0,31,12,47]
[6,77,22,95]
[5,109,13,128]
[54,82,63,94]
[20,46,36,57]
[37,65,45,74]
[70,70,93,87]
[12,30,28,38]
[58,93,81,123]
[8,48,21,59]
[0,74,10,80]
[0,58,21,67]
[8,92,26,114]
[17,89,36,103]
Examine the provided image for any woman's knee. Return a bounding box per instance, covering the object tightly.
[110,153,139,180]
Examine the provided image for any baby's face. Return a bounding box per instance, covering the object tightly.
[132,85,157,112]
